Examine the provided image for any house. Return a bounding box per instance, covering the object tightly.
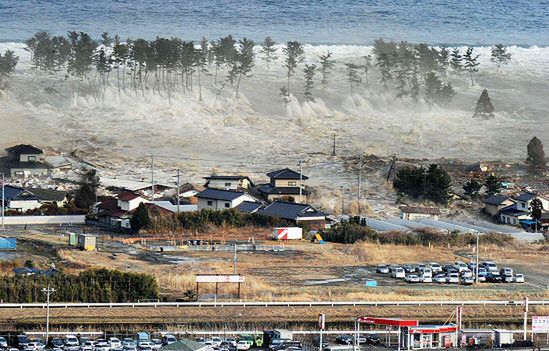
[256,168,309,203]
[257,200,327,229]
[235,201,263,213]
[513,192,549,212]
[1,185,66,212]
[23,187,68,208]
[195,188,258,211]
[400,206,441,220]
[150,201,198,213]
[44,155,72,172]
[1,144,50,178]
[117,192,148,211]
[484,195,516,216]
[203,175,253,191]
[498,205,531,226]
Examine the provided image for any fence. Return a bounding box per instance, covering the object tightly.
[0,215,86,225]
[147,244,297,252]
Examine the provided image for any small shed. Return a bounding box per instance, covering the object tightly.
[68,232,78,246]
[78,234,97,251]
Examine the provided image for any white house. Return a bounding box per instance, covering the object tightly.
[195,188,258,211]
[203,175,254,191]
[117,192,148,211]
[400,206,441,220]
[513,192,549,212]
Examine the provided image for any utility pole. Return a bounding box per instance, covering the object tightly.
[176,169,181,217]
[357,156,364,214]
[332,134,336,157]
[298,160,304,200]
[475,232,480,284]
[41,286,56,344]
[150,155,155,200]
[523,296,529,340]
[422,167,429,198]
[1,172,4,229]
[341,186,345,214]
[233,244,237,274]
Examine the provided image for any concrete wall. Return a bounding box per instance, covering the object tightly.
[0,215,86,225]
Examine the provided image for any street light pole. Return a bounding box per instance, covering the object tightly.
[41,286,56,344]
[475,232,479,284]
[1,172,5,229]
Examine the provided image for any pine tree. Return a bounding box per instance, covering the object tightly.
[484,174,501,196]
[424,72,442,104]
[282,41,304,94]
[345,63,362,94]
[473,89,494,118]
[490,44,511,72]
[450,48,462,71]
[100,32,112,47]
[376,53,392,91]
[318,51,335,88]
[530,198,543,230]
[526,136,547,172]
[260,37,277,68]
[463,46,480,86]
[438,45,450,75]
[463,177,482,197]
[75,169,100,210]
[233,38,255,98]
[303,63,316,101]
[362,54,372,87]
[0,49,19,88]
[131,203,152,231]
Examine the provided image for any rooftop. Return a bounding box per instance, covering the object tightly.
[266,168,308,180]
[24,187,67,202]
[514,192,539,202]
[256,184,310,195]
[117,192,143,201]
[400,206,441,215]
[235,201,263,213]
[195,188,247,201]
[5,144,44,155]
[484,195,512,205]
[258,200,325,221]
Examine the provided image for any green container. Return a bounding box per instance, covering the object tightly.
[69,232,77,246]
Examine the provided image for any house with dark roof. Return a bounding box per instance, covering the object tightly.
[1,144,49,178]
[400,206,441,220]
[204,175,253,191]
[1,185,67,212]
[195,188,258,211]
[483,195,515,216]
[257,168,309,203]
[24,187,68,207]
[513,192,549,212]
[257,200,326,228]
[498,205,531,226]
[235,201,263,213]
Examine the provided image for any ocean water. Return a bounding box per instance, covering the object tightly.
[0,0,548,45]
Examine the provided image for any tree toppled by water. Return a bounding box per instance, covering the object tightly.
[526,136,547,173]
[473,89,494,118]
[0,49,19,89]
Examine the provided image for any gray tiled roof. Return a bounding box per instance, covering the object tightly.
[266,168,309,180]
[195,188,246,201]
[484,195,511,205]
[514,192,537,202]
[258,200,325,220]
[5,144,44,155]
[235,201,263,213]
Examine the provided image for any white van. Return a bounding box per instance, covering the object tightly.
[391,268,405,279]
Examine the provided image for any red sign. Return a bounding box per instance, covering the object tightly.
[357,317,419,327]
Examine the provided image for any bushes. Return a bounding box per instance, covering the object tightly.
[322,222,378,244]
[177,209,290,230]
[0,268,159,303]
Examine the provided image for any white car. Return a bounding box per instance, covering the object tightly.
[454,261,468,272]
[236,341,252,351]
[82,341,95,351]
[461,276,474,285]
[500,267,513,276]
[109,338,122,349]
[209,338,222,347]
[0,337,8,348]
[25,342,45,351]
[483,261,498,272]
[420,267,432,278]
[461,269,473,278]
[447,273,460,284]
[405,275,420,283]
[429,262,442,273]
[138,342,154,351]
[514,274,525,283]
[162,336,177,346]
[224,338,237,347]
[420,275,432,283]
[64,336,80,348]
[434,274,447,283]
[391,268,405,279]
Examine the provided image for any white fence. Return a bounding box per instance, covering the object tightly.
[0,215,86,225]
[148,244,294,252]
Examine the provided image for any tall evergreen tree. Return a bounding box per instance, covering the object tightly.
[473,89,494,118]
[484,174,501,196]
[75,169,100,210]
[318,51,335,88]
[232,38,255,97]
[490,44,511,72]
[362,54,372,87]
[303,63,316,101]
[131,203,152,231]
[463,177,482,197]
[282,41,305,93]
[526,136,547,172]
[376,53,393,91]
[463,46,480,86]
[438,45,450,75]
[0,49,19,88]
[345,63,362,94]
[450,47,462,71]
[260,37,278,68]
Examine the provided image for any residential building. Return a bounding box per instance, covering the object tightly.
[195,188,258,211]
[1,144,49,178]
[23,187,68,208]
[257,168,309,203]
[498,206,531,226]
[203,175,253,191]
[483,195,515,216]
[400,206,441,220]
[257,200,326,229]
[235,201,263,213]
[1,185,67,212]
[117,192,148,211]
[513,192,549,212]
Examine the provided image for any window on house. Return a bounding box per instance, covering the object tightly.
[225,182,231,187]
[207,200,213,206]
[288,181,297,186]
[15,171,24,176]
[225,203,230,208]
[28,156,36,162]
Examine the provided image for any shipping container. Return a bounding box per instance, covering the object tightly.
[78,234,97,251]
[0,237,17,250]
[273,227,302,240]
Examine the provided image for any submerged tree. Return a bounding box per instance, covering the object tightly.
[526,136,547,172]
[450,48,462,71]
[345,63,362,94]
[0,50,19,88]
[318,51,335,88]
[463,46,480,86]
[282,41,305,93]
[260,37,278,68]
[438,45,450,75]
[473,89,494,118]
[362,54,372,87]
[424,72,455,106]
[232,38,255,97]
[376,52,393,91]
[303,63,316,101]
[490,44,511,72]
[484,174,501,196]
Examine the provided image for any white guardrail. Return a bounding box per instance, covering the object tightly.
[0,300,547,309]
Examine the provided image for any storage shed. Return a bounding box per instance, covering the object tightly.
[78,234,97,251]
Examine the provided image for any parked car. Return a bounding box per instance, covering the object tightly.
[482,261,498,272]
[486,273,502,283]
[81,341,94,351]
[64,336,80,348]
[502,274,514,283]
[109,338,123,349]
[461,270,473,278]
[366,334,380,345]
[443,264,456,274]
[403,264,416,273]
[434,274,447,283]
[420,267,432,278]
[500,267,513,276]
[236,341,252,350]
[515,274,525,283]
[429,262,442,273]
[461,276,474,285]
[50,338,64,349]
[209,337,222,348]
[25,342,45,351]
[391,268,405,279]
[224,338,237,348]
[420,275,432,283]
[467,262,477,271]
[388,264,401,272]
[17,335,30,350]
[161,336,177,346]
[405,275,420,283]
[79,338,90,347]
[447,273,460,284]
[354,335,367,344]
[478,267,487,275]
[454,261,468,272]
[376,265,390,274]
[0,337,8,349]
[476,273,487,282]
[336,335,354,345]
